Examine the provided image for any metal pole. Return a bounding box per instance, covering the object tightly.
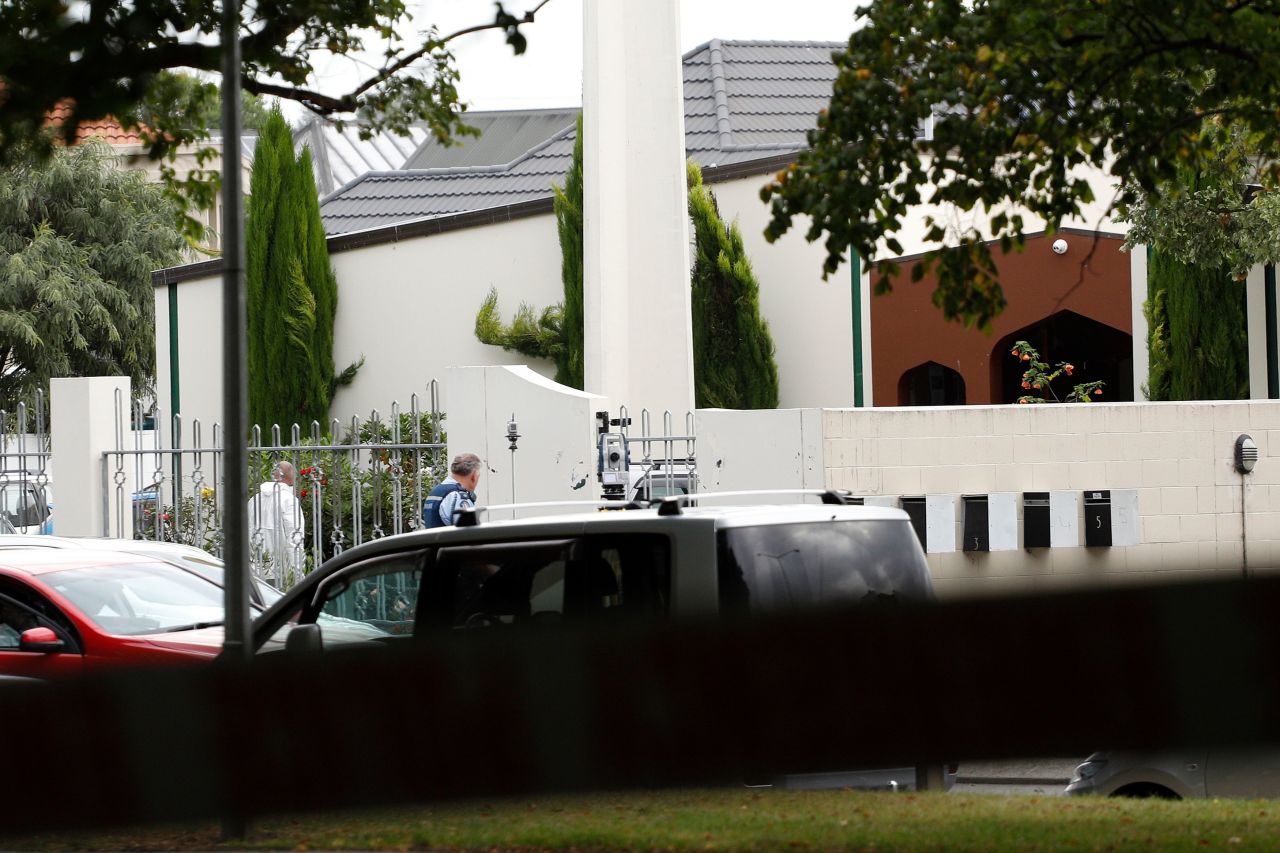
[507,414,519,519]
[221,0,251,669]
[220,0,250,839]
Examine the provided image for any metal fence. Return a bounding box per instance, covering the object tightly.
[2,385,701,590]
[0,390,53,535]
[619,407,699,501]
[105,384,448,587]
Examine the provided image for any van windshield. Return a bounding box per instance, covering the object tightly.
[717,520,933,616]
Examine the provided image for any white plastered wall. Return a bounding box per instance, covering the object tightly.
[695,408,825,492]
[446,365,605,511]
[153,273,225,436]
[155,214,563,432]
[709,177,857,409]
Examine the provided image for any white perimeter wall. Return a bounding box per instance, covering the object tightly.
[817,401,1280,598]
[685,400,1280,599]
[447,364,605,510]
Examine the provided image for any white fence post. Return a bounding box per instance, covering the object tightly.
[50,377,135,538]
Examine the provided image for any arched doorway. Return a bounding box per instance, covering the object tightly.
[898,362,967,406]
[992,311,1133,403]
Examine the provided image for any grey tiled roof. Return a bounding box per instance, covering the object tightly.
[403,109,581,171]
[318,39,843,235]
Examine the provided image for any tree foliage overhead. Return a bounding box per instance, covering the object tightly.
[246,109,353,432]
[689,163,779,410]
[1124,118,1280,278]
[761,0,1280,329]
[1125,136,1251,402]
[0,142,184,404]
[0,0,549,240]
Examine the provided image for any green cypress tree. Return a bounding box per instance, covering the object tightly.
[270,137,309,428]
[1142,284,1172,402]
[298,148,341,418]
[247,108,356,432]
[1148,248,1248,401]
[688,162,779,409]
[553,115,584,388]
[245,109,290,432]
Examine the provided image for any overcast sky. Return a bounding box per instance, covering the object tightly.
[309,0,861,113]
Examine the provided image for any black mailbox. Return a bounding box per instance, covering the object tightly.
[1023,492,1051,549]
[1084,489,1112,547]
[961,494,989,552]
[900,496,927,550]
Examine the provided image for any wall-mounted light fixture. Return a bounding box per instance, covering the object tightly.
[1235,433,1258,579]
[1235,434,1259,474]
[1051,238,1068,255]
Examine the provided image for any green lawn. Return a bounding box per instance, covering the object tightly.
[9,788,1280,851]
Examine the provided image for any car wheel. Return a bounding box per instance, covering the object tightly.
[1112,783,1181,799]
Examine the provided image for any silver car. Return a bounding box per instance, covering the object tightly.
[1068,749,1280,798]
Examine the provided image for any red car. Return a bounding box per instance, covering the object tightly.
[0,549,227,677]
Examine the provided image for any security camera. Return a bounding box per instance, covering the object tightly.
[1051,238,1068,255]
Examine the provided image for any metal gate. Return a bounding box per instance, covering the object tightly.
[0,391,53,535]
[104,384,447,587]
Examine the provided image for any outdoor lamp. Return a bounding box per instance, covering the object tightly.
[1235,434,1259,474]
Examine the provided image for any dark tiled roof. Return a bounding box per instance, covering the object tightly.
[319,39,842,235]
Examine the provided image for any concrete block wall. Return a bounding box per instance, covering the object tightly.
[822,401,1280,599]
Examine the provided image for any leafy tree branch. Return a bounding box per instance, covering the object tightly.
[760,0,1280,329]
[0,0,552,240]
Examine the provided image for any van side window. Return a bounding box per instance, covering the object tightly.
[425,535,671,630]
[576,534,671,621]
[717,520,934,617]
[318,554,422,636]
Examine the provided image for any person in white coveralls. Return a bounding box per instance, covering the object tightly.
[247,460,305,585]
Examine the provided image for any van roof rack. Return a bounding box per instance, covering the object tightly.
[654,489,855,516]
[454,499,644,528]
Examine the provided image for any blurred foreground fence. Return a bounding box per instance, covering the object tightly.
[2,574,1279,834]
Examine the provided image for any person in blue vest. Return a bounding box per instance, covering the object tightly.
[424,452,482,528]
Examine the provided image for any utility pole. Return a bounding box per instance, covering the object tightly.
[220,0,251,838]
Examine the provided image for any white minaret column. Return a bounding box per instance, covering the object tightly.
[582,0,695,417]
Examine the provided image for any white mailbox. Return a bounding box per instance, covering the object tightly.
[1111,488,1140,546]
[1049,490,1080,548]
[925,494,957,554]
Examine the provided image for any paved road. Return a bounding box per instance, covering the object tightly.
[952,757,1083,796]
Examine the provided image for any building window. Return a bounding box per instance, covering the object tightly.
[898,362,966,406]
